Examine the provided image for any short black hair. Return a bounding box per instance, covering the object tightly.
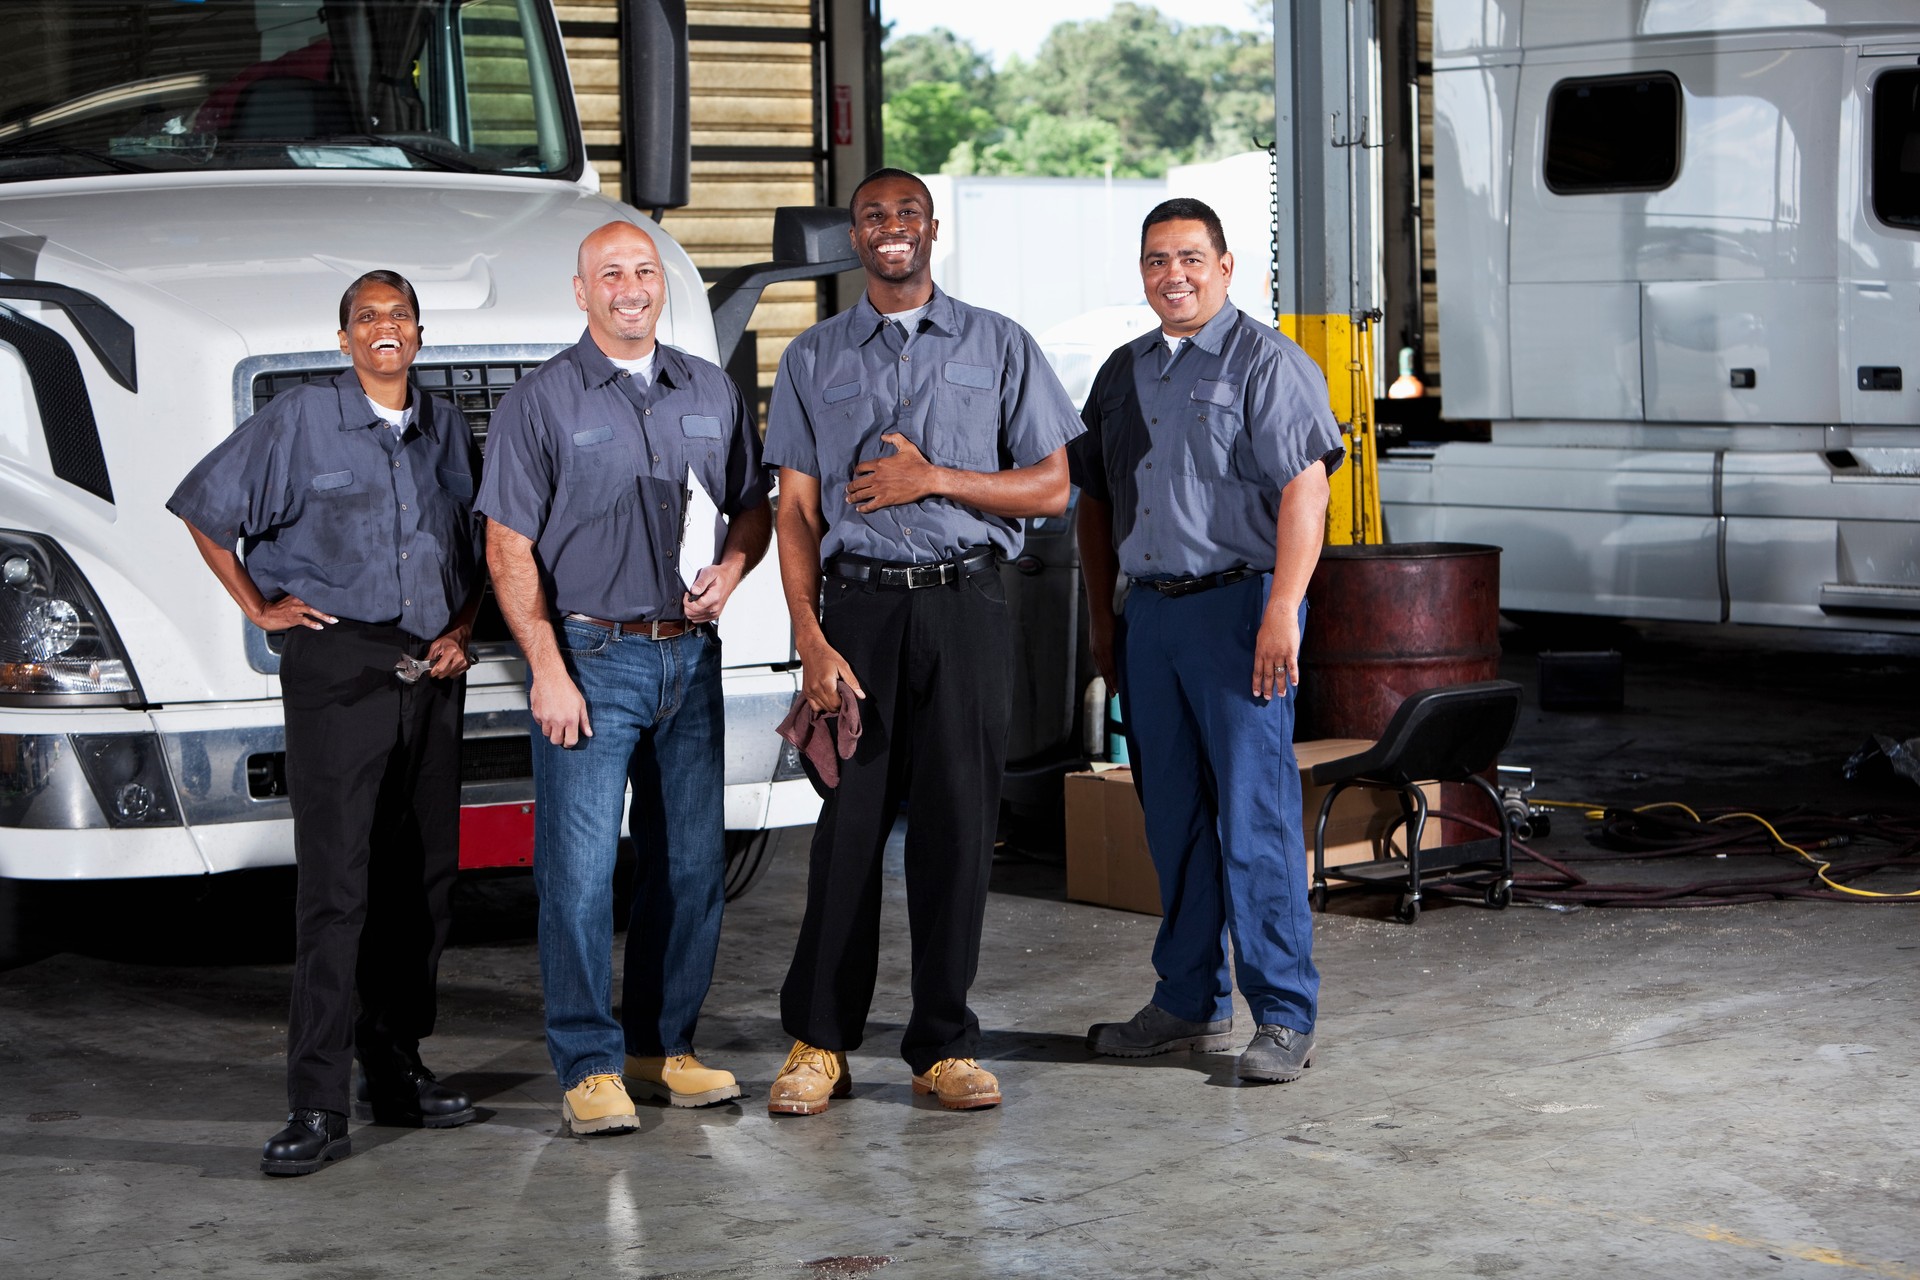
[1140,198,1228,257]
[849,167,935,217]
[338,269,421,331]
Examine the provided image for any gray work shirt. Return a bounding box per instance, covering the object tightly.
[475,332,768,622]
[1070,302,1346,579]
[764,286,1083,564]
[167,371,482,641]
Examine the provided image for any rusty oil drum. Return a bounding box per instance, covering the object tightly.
[1295,542,1502,741]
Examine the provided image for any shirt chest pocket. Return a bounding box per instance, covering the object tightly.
[306,469,376,568]
[1175,378,1252,481]
[565,426,640,520]
[929,361,999,468]
[435,465,475,504]
[820,381,882,481]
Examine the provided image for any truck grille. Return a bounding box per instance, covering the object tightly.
[252,360,547,452]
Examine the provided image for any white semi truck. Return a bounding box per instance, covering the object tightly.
[0,0,829,884]
[1384,0,1920,633]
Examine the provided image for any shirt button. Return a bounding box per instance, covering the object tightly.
[652,454,661,463]
[660,501,668,509]
[903,397,912,407]
[393,460,402,469]
[404,598,412,607]
[1145,554,1152,561]
[644,408,652,416]
[400,551,409,560]
[1151,417,1158,424]
[619,371,629,378]
[1161,375,1169,382]
[1146,462,1154,470]
[400,503,409,511]
[902,354,909,362]
[1199,413,1207,422]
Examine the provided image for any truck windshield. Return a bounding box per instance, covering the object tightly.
[0,0,579,183]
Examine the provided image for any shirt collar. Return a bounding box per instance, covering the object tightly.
[572,330,688,391]
[851,283,960,347]
[331,369,438,439]
[1129,300,1241,361]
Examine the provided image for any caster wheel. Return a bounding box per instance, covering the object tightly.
[1484,882,1512,910]
[1309,884,1329,913]
[1394,893,1420,924]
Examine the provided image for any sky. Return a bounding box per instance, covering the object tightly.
[882,0,1268,67]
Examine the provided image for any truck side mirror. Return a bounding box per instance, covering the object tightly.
[707,208,860,373]
[619,0,690,213]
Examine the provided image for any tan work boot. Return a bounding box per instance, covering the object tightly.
[767,1041,851,1116]
[624,1053,743,1108]
[561,1073,638,1136]
[911,1058,1001,1111]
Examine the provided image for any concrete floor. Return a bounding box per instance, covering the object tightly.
[2,619,1917,1279]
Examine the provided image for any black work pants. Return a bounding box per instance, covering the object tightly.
[279,620,463,1115]
[780,564,1012,1075]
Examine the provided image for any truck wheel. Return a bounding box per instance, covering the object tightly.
[723,830,776,901]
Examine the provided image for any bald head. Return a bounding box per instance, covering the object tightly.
[576,220,658,280]
[574,220,666,358]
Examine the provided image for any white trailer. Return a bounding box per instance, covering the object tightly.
[1383,0,1920,632]
[0,0,824,881]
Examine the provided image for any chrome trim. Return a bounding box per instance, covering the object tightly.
[0,733,108,829]
[722,690,794,787]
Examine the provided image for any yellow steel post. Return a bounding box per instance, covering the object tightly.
[1278,313,1382,546]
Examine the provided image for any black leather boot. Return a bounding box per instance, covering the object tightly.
[260,1108,350,1176]
[357,1055,476,1129]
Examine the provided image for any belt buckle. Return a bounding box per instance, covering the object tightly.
[905,562,942,590]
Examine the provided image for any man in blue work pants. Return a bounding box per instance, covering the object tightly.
[1074,198,1344,1082]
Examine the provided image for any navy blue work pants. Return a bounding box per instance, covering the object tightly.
[1117,574,1318,1033]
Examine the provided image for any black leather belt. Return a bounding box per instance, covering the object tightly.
[1139,566,1263,598]
[828,548,997,590]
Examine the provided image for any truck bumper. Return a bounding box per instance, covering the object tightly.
[0,666,819,880]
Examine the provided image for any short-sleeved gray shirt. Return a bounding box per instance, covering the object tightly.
[475,332,769,622]
[763,286,1083,564]
[166,371,482,641]
[1070,302,1346,579]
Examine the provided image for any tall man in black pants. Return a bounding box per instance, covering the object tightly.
[762,168,1081,1113]
[170,271,484,1175]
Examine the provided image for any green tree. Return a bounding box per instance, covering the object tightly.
[884,80,994,173]
[947,115,1148,178]
[884,28,996,108]
[1002,4,1209,170]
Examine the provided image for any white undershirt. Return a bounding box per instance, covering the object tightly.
[610,351,656,386]
[364,395,416,432]
[1162,332,1186,356]
[881,303,931,350]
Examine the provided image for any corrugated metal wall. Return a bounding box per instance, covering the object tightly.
[557,0,825,404]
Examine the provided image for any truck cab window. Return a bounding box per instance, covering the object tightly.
[1871,68,1920,231]
[1543,73,1681,194]
[0,0,579,182]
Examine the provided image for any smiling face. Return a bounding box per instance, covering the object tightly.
[336,281,422,381]
[573,221,666,359]
[1140,219,1233,338]
[850,174,938,293]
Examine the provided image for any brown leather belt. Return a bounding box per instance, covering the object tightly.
[565,614,703,640]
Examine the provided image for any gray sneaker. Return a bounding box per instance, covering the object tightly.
[1235,1025,1316,1083]
[1086,1003,1235,1057]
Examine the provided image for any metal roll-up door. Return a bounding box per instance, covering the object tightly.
[559,0,826,408]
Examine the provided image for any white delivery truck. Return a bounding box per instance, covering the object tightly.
[1384,0,1920,633]
[0,0,831,884]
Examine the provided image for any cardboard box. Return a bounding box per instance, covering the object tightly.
[1063,739,1440,916]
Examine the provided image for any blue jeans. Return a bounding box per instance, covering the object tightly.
[1119,574,1318,1033]
[530,620,726,1088]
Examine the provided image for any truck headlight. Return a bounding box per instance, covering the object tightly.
[0,531,142,704]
